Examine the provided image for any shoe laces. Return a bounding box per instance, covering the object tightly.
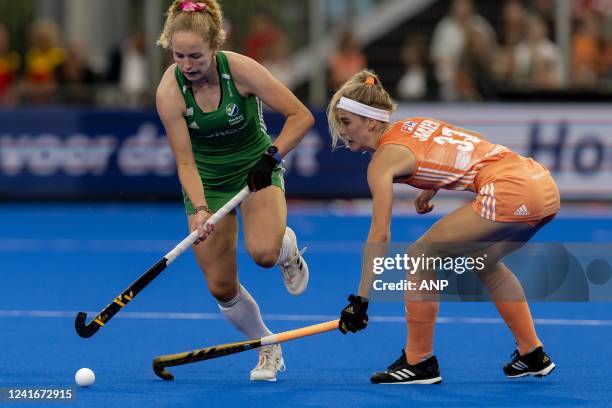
[281,246,308,280]
[388,350,409,370]
[254,346,286,372]
[509,349,520,362]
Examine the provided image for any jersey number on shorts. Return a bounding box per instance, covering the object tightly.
[434,127,481,170]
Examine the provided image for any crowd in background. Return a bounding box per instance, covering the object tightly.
[359,0,612,101]
[425,0,612,101]
[0,19,149,107]
[1,0,611,107]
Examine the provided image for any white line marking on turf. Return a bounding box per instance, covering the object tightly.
[0,239,363,253]
[0,310,611,326]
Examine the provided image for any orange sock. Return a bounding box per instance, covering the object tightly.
[494,301,542,355]
[404,301,439,365]
[482,263,542,354]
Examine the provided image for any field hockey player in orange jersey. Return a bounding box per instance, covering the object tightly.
[329,70,559,384]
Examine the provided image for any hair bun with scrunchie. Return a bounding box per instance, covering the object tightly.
[180,1,207,12]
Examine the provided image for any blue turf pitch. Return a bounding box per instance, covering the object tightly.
[1,203,611,407]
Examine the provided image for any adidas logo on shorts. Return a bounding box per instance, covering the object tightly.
[514,204,530,216]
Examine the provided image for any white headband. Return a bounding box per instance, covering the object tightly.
[336,96,390,122]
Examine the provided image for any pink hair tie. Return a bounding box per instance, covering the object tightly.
[180,1,207,12]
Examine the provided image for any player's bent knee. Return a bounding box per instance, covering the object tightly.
[249,248,280,268]
[405,301,439,323]
[208,281,239,302]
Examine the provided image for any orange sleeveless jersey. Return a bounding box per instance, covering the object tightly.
[379,118,510,192]
[378,117,560,224]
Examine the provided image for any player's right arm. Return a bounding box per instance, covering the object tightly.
[156,65,212,240]
[357,144,416,298]
[339,144,415,334]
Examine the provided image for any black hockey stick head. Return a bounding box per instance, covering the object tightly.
[75,312,101,338]
[153,359,174,381]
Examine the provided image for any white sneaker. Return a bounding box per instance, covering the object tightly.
[280,227,309,296]
[250,344,286,381]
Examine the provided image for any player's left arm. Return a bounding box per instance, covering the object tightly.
[415,189,438,214]
[226,52,315,157]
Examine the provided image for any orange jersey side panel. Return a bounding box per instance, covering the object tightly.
[379,118,511,192]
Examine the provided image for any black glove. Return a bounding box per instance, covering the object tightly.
[339,294,369,334]
[247,153,277,192]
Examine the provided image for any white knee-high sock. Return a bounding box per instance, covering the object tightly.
[218,284,273,339]
[275,229,293,266]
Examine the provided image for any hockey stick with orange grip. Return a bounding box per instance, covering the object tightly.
[153,319,340,380]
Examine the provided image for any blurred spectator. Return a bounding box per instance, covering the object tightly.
[23,19,65,104]
[261,35,292,86]
[513,13,563,90]
[571,10,602,89]
[243,9,285,63]
[56,42,97,104]
[501,0,527,46]
[492,0,527,84]
[572,0,612,89]
[430,0,496,101]
[572,0,612,21]
[602,15,612,87]
[456,26,497,101]
[529,0,556,39]
[120,33,148,104]
[328,29,366,91]
[396,34,438,101]
[106,33,149,107]
[0,23,20,106]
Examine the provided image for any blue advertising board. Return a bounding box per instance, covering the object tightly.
[3,104,612,200]
[0,108,369,200]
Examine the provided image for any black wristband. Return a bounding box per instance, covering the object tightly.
[266,145,282,164]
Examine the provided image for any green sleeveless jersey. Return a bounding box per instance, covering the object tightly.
[174,51,272,191]
[174,51,283,213]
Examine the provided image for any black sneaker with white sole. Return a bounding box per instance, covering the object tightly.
[371,350,442,384]
[503,346,556,378]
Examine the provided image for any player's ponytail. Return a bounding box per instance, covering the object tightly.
[157,0,226,50]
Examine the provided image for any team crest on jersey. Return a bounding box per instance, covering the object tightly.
[401,121,417,133]
[184,107,194,117]
[225,103,240,117]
